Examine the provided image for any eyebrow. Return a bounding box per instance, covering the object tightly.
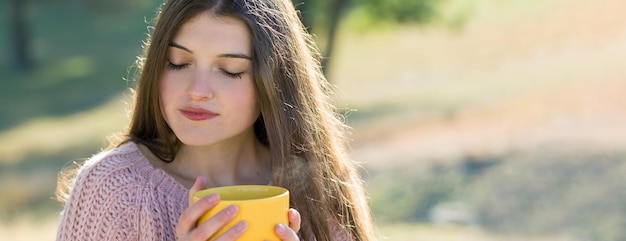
[169,41,192,53]
[218,53,252,60]
[169,41,252,60]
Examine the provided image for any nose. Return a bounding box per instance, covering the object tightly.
[187,68,214,101]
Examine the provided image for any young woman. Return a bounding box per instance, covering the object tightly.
[56,0,375,240]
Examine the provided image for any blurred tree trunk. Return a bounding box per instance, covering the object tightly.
[321,0,347,76]
[11,0,33,70]
[293,0,346,77]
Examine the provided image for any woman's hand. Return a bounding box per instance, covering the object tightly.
[274,208,302,241]
[176,176,247,241]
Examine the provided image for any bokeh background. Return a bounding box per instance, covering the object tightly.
[2,0,626,240]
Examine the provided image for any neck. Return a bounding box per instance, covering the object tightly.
[146,132,272,189]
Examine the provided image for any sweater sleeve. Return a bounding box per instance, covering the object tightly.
[330,219,354,241]
[300,218,355,241]
[56,152,141,241]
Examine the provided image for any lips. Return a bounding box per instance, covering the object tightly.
[180,107,218,121]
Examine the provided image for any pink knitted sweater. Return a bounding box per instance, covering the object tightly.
[56,142,351,241]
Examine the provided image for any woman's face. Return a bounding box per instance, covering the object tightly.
[159,12,259,147]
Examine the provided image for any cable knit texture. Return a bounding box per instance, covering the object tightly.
[57,142,352,241]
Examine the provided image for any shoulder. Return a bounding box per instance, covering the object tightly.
[70,141,189,213]
[73,142,160,189]
[57,142,150,240]
[58,142,190,240]
[73,141,188,201]
[330,220,354,241]
[67,142,154,208]
[71,141,151,192]
[79,142,147,177]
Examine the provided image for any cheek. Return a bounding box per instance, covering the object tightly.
[227,83,260,121]
[159,79,168,105]
[159,72,183,104]
[244,85,260,114]
[158,76,177,119]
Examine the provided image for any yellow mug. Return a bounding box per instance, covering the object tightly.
[192,185,290,241]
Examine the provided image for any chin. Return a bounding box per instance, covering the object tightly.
[175,134,218,147]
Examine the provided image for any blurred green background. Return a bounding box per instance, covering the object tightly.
[2,0,626,240]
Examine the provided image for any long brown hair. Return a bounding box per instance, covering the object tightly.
[70,0,375,240]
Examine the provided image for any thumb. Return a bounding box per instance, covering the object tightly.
[188,176,208,206]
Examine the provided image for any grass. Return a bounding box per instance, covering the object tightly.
[376,223,573,241]
[364,147,626,240]
[0,216,59,241]
[0,94,130,164]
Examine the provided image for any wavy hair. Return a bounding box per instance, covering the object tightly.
[64,0,375,240]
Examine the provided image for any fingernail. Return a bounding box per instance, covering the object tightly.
[226,205,239,216]
[205,194,219,204]
[289,209,299,219]
[234,221,248,233]
[195,176,206,186]
[276,224,287,235]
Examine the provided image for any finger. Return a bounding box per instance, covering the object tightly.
[287,208,301,233]
[212,221,247,241]
[275,223,299,241]
[189,204,240,240]
[189,176,208,206]
[176,193,219,237]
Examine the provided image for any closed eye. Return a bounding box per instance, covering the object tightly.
[166,59,189,70]
[220,69,244,79]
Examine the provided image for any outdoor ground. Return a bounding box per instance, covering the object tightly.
[338,0,626,169]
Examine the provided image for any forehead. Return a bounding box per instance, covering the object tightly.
[172,12,251,54]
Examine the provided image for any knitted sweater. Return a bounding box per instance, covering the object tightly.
[56,142,351,241]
